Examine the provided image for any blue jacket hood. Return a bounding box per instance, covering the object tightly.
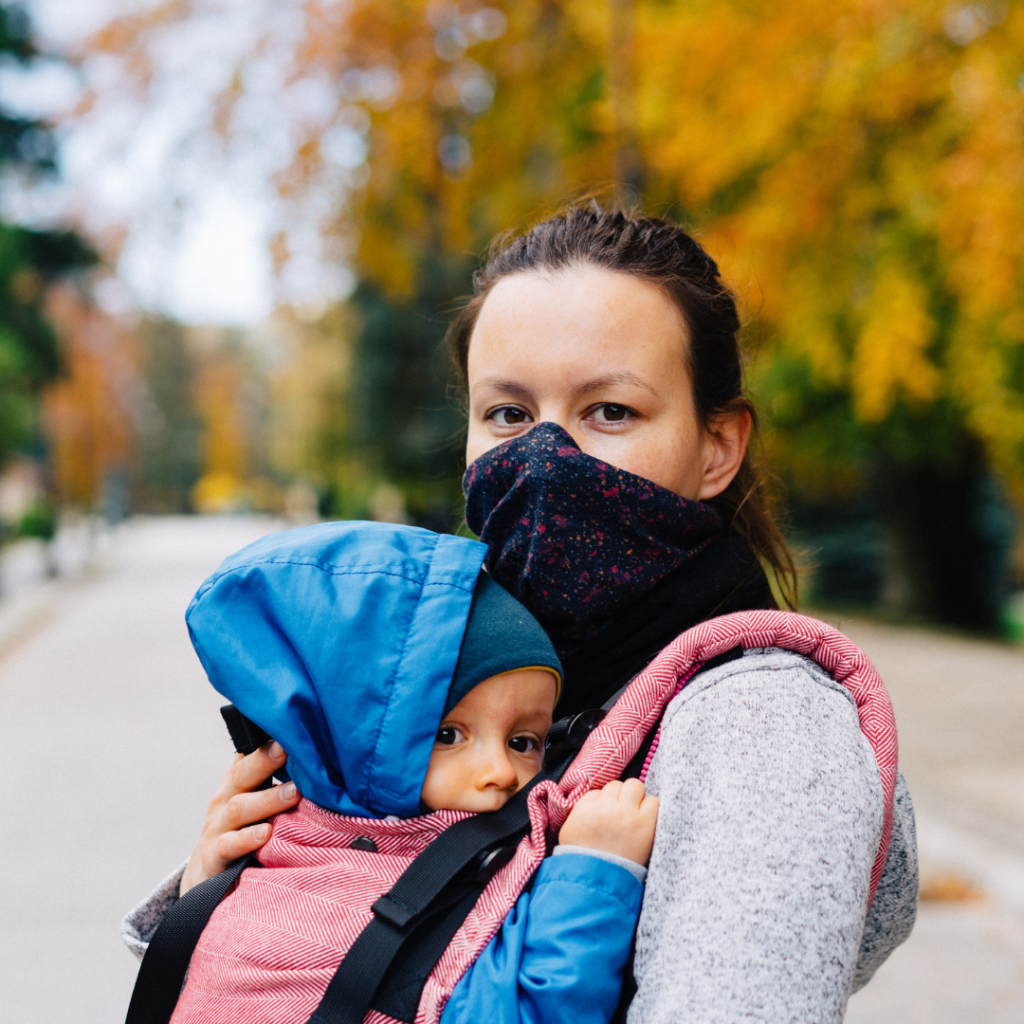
[186,521,487,818]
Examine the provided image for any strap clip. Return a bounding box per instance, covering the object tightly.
[371,894,418,931]
[543,707,607,768]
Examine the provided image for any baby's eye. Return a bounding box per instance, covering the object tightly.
[488,406,532,426]
[436,726,465,746]
[590,403,631,423]
[508,735,538,754]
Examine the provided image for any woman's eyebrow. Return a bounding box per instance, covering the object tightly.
[571,372,657,397]
[470,377,535,400]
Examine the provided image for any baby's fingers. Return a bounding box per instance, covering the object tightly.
[638,795,660,837]
[614,777,648,808]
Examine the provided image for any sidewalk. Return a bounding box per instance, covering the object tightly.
[0,515,116,657]
[0,514,284,1024]
[835,616,1024,1023]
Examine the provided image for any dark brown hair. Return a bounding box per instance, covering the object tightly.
[447,204,797,607]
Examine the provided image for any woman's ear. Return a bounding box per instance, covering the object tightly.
[697,407,751,502]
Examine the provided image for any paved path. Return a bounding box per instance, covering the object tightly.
[830,616,1024,1023]
[0,516,281,1024]
[0,518,1022,1022]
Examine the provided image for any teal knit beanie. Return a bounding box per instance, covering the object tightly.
[445,574,562,715]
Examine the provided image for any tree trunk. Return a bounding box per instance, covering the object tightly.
[878,440,1012,632]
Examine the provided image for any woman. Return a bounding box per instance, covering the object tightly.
[125,207,917,1022]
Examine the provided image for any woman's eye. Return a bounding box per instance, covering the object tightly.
[593,403,629,422]
[436,726,465,746]
[488,406,532,426]
[508,735,538,754]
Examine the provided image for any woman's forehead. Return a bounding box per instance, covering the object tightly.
[468,267,689,380]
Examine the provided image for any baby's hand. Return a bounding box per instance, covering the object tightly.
[557,778,659,866]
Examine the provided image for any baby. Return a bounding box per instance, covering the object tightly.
[168,521,657,1024]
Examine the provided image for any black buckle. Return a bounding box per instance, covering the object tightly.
[543,707,607,769]
[471,844,518,882]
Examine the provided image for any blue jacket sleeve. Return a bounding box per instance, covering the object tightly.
[440,852,644,1024]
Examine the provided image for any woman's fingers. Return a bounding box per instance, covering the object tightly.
[224,742,287,797]
[213,822,272,865]
[180,749,299,897]
[222,782,299,830]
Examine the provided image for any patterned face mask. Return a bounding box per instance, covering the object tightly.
[462,422,723,650]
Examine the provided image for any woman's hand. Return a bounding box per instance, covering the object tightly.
[558,778,659,866]
[179,742,301,896]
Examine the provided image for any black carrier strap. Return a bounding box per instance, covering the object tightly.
[219,704,275,790]
[314,773,548,1024]
[220,704,272,755]
[124,852,257,1024]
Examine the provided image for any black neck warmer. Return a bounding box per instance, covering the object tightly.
[554,532,775,716]
[463,422,776,716]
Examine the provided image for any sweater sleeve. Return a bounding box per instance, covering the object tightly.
[120,860,187,961]
[631,649,887,1024]
[441,852,644,1024]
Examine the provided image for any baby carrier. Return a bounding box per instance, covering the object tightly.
[125,609,897,1024]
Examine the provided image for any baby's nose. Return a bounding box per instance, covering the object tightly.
[478,749,519,790]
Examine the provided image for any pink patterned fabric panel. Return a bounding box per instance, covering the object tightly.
[169,802,471,1023]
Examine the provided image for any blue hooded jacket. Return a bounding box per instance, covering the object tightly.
[186,521,487,818]
[186,520,643,1024]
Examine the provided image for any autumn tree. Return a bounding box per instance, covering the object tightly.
[82,0,1024,627]
[0,4,97,492]
[44,289,137,515]
[134,318,202,513]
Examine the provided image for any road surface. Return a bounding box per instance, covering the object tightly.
[0,516,280,1023]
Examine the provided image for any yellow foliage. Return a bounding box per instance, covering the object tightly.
[80,0,1024,492]
[853,270,939,422]
[192,347,246,481]
[191,471,245,515]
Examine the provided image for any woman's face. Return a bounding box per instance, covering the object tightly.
[465,266,748,501]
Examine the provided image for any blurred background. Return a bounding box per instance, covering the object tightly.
[0,1,1022,1021]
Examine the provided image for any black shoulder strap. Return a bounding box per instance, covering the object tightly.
[124,852,257,1024]
[308,772,548,1024]
[220,704,271,755]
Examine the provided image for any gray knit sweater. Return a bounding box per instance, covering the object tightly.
[123,648,918,1021]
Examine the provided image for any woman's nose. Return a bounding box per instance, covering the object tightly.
[534,416,586,452]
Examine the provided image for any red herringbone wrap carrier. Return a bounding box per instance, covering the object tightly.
[171,610,897,1024]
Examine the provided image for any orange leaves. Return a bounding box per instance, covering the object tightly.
[88,2,189,56]
[630,0,1024,483]
[43,287,138,508]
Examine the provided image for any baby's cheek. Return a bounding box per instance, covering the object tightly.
[421,751,470,810]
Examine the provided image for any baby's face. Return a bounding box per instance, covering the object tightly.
[420,669,556,813]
